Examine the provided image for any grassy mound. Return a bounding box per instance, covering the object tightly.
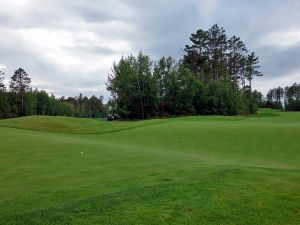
[0,109,299,224]
[0,116,161,134]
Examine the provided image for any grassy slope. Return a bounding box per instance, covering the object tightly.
[0,116,161,134]
[0,109,300,225]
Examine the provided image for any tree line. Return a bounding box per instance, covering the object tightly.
[106,24,264,119]
[262,83,300,111]
[1,24,298,120]
[0,68,106,119]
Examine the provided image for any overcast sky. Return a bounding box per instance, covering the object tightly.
[0,0,300,99]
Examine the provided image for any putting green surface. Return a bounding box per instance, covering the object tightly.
[0,109,299,224]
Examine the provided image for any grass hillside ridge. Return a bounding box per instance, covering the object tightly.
[0,109,299,224]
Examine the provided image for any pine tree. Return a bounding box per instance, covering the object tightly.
[0,70,6,92]
[227,36,247,88]
[183,29,209,81]
[207,24,227,82]
[0,70,8,117]
[245,52,263,91]
[9,68,31,115]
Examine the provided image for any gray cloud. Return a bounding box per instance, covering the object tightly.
[259,44,300,78]
[0,0,299,99]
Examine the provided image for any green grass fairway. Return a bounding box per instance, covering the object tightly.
[0,109,300,225]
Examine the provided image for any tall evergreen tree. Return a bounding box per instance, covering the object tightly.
[0,71,8,117]
[0,70,6,92]
[207,24,227,82]
[227,36,247,88]
[245,52,263,91]
[183,29,209,81]
[9,68,31,115]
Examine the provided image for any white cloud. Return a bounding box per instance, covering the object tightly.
[0,64,6,69]
[0,0,28,7]
[258,29,300,48]
[252,71,300,95]
[195,0,221,25]
[17,28,132,73]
